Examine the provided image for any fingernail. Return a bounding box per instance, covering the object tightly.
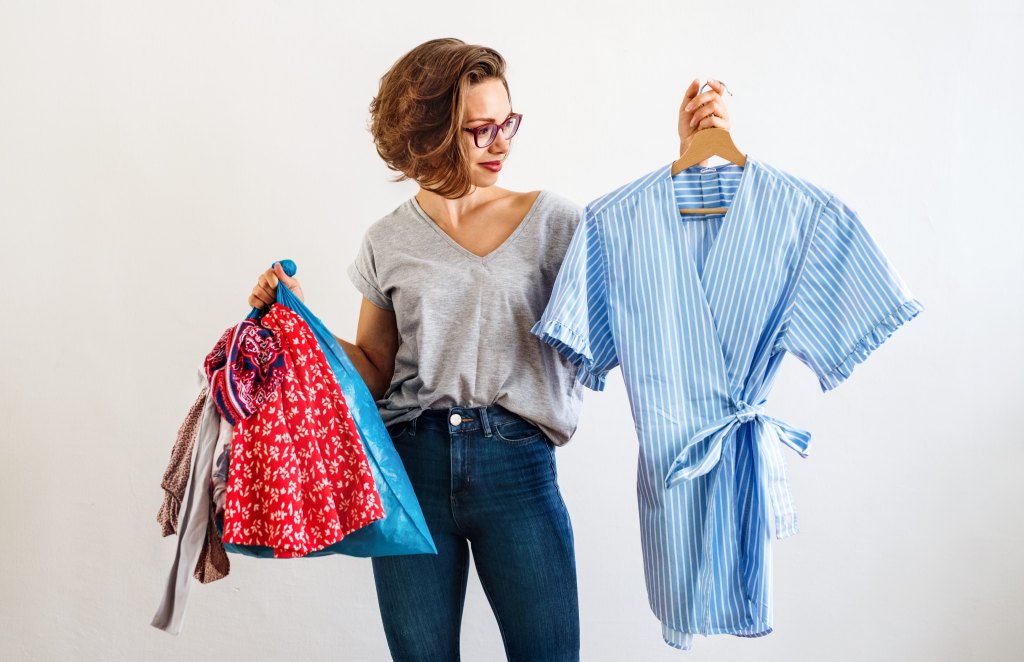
[684,103,692,111]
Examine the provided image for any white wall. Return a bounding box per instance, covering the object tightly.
[2,1,1021,660]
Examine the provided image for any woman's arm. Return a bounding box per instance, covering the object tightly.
[334,297,400,402]
[248,264,397,401]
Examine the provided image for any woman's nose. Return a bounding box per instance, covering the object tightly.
[489,131,511,153]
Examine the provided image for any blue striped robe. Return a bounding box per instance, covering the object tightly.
[531,156,923,649]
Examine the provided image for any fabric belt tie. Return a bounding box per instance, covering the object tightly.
[663,398,812,626]
[665,399,811,538]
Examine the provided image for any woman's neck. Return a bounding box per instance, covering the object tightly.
[415,185,508,228]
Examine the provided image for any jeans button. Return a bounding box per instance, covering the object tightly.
[449,413,462,426]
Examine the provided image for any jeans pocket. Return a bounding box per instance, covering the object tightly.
[492,419,545,446]
[386,421,412,442]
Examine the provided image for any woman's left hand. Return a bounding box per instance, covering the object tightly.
[678,78,732,156]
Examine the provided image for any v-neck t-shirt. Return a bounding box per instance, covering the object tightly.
[346,189,586,446]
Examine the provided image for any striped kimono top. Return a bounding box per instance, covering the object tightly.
[531,156,922,649]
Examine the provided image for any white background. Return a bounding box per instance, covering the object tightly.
[2,1,1021,660]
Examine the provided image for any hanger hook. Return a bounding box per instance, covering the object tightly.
[700,80,733,96]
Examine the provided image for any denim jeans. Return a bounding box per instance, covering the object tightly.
[371,404,579,662]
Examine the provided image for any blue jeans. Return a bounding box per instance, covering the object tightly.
[372,404,579,662]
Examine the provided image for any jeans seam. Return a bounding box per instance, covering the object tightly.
[466,434,472,488]
[474,556,513,662]
[449,432,469,537]
[548,443,572,536]
[455,549,470,655]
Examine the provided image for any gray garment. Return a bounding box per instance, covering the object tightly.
[151,366,231,635]
[211,427,231,515]
[346,190,585,446]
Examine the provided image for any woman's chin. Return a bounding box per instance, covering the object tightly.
[471,174,500,189]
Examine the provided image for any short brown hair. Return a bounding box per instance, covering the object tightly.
[369,38,509,199]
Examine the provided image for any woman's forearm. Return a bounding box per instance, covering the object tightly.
[334,335,391,401]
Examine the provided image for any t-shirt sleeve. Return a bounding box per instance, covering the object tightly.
[530,206,619,391]
[777,194,923,391]
[346,229,394,311]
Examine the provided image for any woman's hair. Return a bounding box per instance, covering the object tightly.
[369,38,509,199]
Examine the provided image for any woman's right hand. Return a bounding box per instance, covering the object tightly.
[248,261,305,309]
[678,78,733,159]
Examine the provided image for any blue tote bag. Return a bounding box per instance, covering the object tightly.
[224,259,436,558]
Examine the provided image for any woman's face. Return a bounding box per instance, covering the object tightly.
[462,78,515,190]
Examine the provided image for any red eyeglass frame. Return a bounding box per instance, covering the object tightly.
[464,113,523,148]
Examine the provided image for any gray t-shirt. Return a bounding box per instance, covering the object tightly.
[346,190,585,446]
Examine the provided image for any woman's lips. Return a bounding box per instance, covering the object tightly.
[479,161,502,172]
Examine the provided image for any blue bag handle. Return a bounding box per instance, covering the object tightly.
[245,258,298,320]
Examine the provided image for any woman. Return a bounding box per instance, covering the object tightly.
[247,38,733,662]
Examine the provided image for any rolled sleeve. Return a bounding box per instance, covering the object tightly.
[347,231,394,311]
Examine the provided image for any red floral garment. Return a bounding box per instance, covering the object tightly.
[222,304,385,558]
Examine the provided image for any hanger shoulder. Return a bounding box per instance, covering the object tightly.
[671,127,746,174]
[673,128,746,215]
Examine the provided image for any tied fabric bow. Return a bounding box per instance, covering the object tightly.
[666,399,811,537]
[664,398,812,623]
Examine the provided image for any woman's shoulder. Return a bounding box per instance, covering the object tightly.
[363,196,422,240]
[526,189,583,224]
[531,191,584,244]
[520,190,584,255]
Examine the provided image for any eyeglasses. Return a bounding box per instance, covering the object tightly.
[463,113,523,148]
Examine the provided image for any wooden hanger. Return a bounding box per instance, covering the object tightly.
[672,81,746,216]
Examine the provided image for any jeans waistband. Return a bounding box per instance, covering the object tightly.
[415,403,524,436]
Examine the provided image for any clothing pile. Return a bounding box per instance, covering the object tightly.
[151,260,435,635]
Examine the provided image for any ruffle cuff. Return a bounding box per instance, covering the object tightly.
[819,298,924,391]
[530,318,608,391]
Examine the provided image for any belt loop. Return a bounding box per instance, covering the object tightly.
[479,406,493,437]
[409,415,417,437]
